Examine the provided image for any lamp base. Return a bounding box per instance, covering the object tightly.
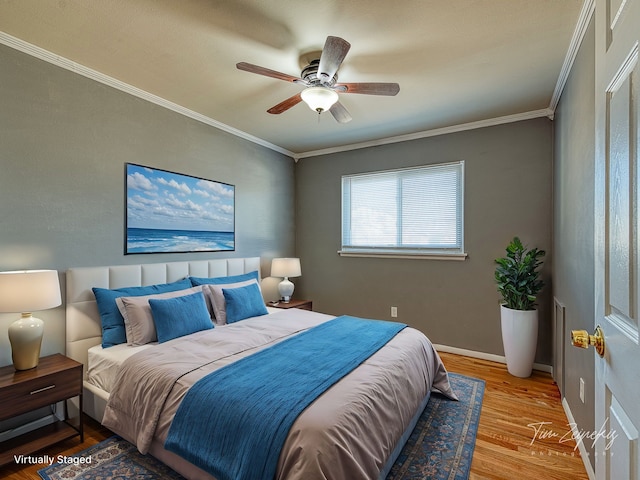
[278,277,295,303]
[8,313,44,370]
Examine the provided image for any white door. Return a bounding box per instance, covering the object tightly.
[594,0,640,478]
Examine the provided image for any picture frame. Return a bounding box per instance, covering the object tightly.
[125,163,235,254]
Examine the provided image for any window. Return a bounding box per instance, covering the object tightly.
[340,161,465,259]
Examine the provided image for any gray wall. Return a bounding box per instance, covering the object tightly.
[295,118,553,363]
[552,18,596,466]
[0,44,295,366]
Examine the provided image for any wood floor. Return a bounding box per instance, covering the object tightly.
[2,352,590,480]
[439,352,589,480]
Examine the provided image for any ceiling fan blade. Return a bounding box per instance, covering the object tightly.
[329,101,352,124]
[335,82,400,96]
[267,93,303,114]
[318,36,351,84]
[236,62,303,83]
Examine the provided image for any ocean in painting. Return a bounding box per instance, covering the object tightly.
[127,228,235,253]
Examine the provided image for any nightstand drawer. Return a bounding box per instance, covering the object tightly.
[0,366,82,420]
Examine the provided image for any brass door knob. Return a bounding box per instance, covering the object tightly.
[571,325,605,357]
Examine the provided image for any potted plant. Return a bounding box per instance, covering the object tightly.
[495,237,545,377]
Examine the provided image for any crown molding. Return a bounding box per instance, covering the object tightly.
[293,108,554,160]
[0,31,296,159]
[548,0,595,112]
[1,27,569,163]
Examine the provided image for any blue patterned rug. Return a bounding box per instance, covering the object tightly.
[387,373,484,479]
[38,373,483,480]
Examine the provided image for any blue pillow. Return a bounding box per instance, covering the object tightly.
[189,270,259,287]
[222,283,269,323]
[93,278,192,348]
[149,291,213,343]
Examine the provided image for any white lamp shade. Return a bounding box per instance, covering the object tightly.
[0,270,62,313]
[271,258,301,303]
[301,87,339,113]
[271,258,301,278]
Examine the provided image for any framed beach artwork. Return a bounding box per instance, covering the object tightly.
[125,163,235,254]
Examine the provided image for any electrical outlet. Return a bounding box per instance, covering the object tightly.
[579,378,585,403]
[391,306,398,318]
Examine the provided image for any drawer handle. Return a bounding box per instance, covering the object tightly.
[30,385,56,395]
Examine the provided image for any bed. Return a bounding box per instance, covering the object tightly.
[65,257,456,480]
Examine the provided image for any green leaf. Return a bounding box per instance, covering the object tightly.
[495,236,545,310]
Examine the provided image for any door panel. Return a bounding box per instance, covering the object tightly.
[607,0,632,46]
[606,50,638,334]
[607,71,632,319]
[608,395,638,480]
[595,0,640,478]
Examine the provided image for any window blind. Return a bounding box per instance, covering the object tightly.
[341,161,464,256]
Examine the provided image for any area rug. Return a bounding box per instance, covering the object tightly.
[386,373,485,480]
[38,373,484,480]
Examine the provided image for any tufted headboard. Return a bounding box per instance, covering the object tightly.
[65,257,261,377]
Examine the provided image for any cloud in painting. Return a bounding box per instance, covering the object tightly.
[128,172,156,192]
[126,164,234,233]
[158,177,192,196]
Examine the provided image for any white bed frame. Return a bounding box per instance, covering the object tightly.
[65,256,431,480]
[65,257,261,422]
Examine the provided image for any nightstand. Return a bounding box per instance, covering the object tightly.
[0,354,83,466]
[268,299,313,311]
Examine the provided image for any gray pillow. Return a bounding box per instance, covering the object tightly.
[204,279,262,325]
[116,285,206,345]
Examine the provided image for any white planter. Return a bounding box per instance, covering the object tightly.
[500,305,538,378]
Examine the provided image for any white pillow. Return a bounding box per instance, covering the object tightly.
[116,286,206,345]
[203,279,262,325]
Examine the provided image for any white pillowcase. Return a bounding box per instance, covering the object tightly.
[116,285,206,345]
[203,279,262,325]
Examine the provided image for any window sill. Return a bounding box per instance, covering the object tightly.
[337,250,468,261]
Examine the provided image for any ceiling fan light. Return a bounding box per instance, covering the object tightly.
[301,87,339,113]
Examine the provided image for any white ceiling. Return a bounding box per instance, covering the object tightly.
[0,0,585,157]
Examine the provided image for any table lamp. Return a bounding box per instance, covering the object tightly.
[0,270,62,370]
[271,258,301,303]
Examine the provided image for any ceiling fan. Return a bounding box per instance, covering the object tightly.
[236,36,400,123]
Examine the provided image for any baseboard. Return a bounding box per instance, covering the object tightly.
[562,398,596,480]
[433,344,552,373]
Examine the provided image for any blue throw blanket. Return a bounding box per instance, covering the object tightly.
[164,315,407,480]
